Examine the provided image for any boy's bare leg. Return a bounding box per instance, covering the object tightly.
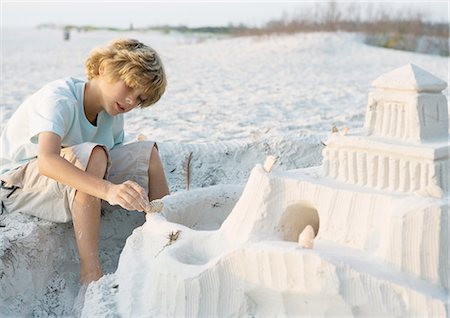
[148,146,169,201]
[71,146,108,285]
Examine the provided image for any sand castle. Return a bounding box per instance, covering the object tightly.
[324,64,448,196]
[83,64,449,317]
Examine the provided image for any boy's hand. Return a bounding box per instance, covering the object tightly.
[105,181,151,212]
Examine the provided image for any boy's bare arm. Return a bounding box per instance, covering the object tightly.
[37,132,150,212]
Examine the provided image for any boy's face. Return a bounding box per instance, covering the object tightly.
[98,77,146,116]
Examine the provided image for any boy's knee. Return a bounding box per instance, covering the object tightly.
[87,146,108,176]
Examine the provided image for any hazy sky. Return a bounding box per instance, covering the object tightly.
[1,1,448,28]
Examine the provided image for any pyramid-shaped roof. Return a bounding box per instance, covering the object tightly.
[372,64,447,92]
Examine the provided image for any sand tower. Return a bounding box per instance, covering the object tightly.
[323,64,449,196]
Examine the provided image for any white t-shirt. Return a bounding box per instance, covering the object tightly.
[0,77,124,175]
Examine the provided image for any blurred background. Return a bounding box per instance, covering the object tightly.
[2,1,449,55]
[1,1,449,142]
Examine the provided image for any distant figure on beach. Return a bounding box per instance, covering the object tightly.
[63,26,70,41]
[0,39,170,285]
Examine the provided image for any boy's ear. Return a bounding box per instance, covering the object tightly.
[99,66,104,76]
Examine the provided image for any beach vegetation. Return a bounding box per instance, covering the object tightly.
[36,1,448,56]
[236,1,448,56]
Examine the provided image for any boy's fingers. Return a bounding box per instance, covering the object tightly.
[116,185,144,211]
[117,197,133,211]
[126,181,147,197]
[124,181,150,210]
[107,183,145,211]
[118,181,149,211]
[118,193,143,211]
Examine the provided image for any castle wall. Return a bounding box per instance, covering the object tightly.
[322,139,449,195]
[364,91,448,142]
[104,166,448,317]
[221,166,449,289]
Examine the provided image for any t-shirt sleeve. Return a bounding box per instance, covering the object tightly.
[29,96,75,144]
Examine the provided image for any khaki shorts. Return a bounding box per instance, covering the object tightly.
[0,141,156,223]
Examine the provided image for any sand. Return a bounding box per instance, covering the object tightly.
[0,28,448,316]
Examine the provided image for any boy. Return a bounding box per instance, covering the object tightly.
[0,39,170,284]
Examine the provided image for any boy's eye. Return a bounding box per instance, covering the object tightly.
[138,96,148,106]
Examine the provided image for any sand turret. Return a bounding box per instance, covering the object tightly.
[323,64,449,196]
[366,64,448,141]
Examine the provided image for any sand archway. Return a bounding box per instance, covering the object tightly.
[276,201,320,242]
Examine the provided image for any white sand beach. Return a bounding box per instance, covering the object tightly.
[0,28,448,316]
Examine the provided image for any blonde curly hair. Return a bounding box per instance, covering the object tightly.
[85,38,166,108]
